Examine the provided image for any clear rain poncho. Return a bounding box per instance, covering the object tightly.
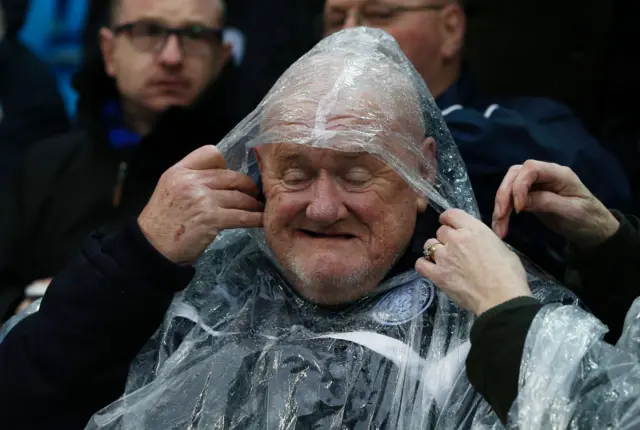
[83,28,578,430]
[8,27,638,429]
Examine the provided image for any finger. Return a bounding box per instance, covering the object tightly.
[423,238,440,251]
[512,161,579,212]
[211,190,264,212]
[492,165,522,239]
[494,165,521,220]
[439,208,477,230]
[436,225,456,244]
[177,145,227,171]
[201,170,261,198]
[423,238,445,263]
[415,258,441,283]
[213,209,264,229]
[522,190,568,215]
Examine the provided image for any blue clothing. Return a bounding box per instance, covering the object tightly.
[101,101,141,151]
[437,73,631,276]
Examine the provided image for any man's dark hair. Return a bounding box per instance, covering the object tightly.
[108,0,227,27]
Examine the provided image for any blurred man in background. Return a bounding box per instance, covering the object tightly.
[0,0,69,184]
[324,0,631,276]
[0,0,237,320]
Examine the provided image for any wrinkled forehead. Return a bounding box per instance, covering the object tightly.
[258,52,425,161]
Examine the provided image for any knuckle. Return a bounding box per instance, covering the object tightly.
[509,164,523,173]
[559,165,574,177]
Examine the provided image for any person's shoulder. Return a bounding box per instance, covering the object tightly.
[1,40,57,84]
[25,129,91,163]
[20,129,95,185]
[488,95,576,121]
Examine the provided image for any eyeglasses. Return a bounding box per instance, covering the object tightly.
[113,20,223,56]
[325,2,446,29]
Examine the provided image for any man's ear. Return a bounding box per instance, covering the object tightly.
[99,27,117,77]
[416,137,437,212]
[213,42,233,76]
[422,136,437,182]
[439,4,466,61]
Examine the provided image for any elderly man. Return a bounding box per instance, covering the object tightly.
[0,0,239,320]
[323,0,631,277]
[0,29,575,429]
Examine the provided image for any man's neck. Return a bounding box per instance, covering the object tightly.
[426,60,462,100]
[122,100,158,137]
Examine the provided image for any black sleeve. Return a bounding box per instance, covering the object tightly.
[466,296,543,424]
[565,212,640,342]
[0,171,26,322]
[0,219,194,430]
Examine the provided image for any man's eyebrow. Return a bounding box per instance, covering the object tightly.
[272,150,306,164]
[131,16,211,27]
[326,6,347,13]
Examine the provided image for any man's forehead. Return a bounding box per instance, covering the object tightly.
[118,0,222,26]
[325,0,429,10]
[262,143,377,166]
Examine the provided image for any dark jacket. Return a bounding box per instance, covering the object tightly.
[466,212,640,423]
[438,73,631,278]
[0,56,240,321]
[0,37,69,183]
[0,207,427,429]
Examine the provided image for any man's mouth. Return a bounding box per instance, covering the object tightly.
[298,229,356,240]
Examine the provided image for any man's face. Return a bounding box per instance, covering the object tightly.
[323,0,463,96]
[257,138,429,306]
[100,0,231,114]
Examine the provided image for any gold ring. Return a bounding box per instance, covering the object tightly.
[423,242,444,263]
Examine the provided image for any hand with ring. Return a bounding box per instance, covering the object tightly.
[415,209,532,316]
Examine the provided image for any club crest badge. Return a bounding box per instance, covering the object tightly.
[371,278,435,326]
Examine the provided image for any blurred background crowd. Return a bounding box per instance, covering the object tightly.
[0,0,639,318]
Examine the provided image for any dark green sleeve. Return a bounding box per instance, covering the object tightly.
[565,212,640,342]
[466,296,543,424]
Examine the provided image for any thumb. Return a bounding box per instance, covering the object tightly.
[415,258,440,284]
[177,145,227,171]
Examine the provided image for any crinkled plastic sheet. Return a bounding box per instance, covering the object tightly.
[508,298,640,429]
[0,27,575,429]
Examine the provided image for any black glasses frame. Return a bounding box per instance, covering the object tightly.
[378,3,447,14]
[113,21,224,54]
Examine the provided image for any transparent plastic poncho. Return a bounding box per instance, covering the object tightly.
[507,297,640,429]
[67,28,584,429]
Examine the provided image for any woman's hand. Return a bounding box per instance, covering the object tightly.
[492,160,620,250]
[416,209,531,316]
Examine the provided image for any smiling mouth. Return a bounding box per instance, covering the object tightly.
[298,229,356,240]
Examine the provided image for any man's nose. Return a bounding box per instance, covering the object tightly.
[343,10,362,28]
[158,35,184,65]
[306,174,348,224]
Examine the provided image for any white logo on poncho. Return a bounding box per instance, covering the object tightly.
[371,278,435,325]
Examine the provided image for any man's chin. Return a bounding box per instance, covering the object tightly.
[285,256,374,304]
[147,95,193,111]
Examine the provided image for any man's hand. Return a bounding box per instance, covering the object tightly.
[416,209,531,316]
[138,145,264,265]
[493,160,620,250]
